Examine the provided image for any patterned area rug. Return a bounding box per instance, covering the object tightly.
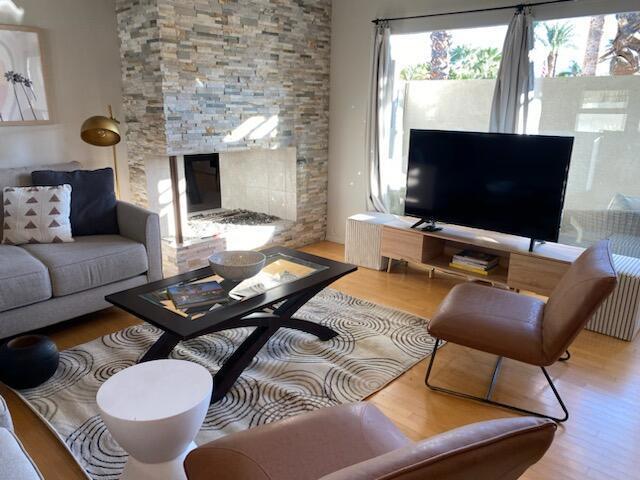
[15,289,435,480]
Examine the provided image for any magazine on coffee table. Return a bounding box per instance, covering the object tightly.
[229,255,326,300]
[139,253,327,319]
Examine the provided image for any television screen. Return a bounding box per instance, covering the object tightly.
[405,129,574,242]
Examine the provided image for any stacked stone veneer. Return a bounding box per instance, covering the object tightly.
[115,0,331,269]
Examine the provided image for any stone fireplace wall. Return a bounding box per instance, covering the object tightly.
[115,0,331,247]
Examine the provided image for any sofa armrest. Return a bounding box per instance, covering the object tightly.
[0,429,43,479]
[0,394,13,431]
[117,201,163,281]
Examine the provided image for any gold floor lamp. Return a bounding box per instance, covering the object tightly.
[80,105,121,198]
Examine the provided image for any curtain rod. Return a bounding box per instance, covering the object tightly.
[371,0,576,24]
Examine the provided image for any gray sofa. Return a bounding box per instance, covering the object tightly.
[0,394,43,479]
[0,162,162,340]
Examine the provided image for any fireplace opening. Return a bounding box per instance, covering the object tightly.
[184,153,221,214]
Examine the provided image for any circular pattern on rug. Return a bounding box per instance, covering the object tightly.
[27,396,59,420]
[94,359,137,383]
[249,392,335,427]
[173,334,236,369]
[389,316,435,359]
[323,357,406,403]
[21,348,94,398]
[321,310,392,339]
[202,376,260,430]
[314,288,370,308]
[66,415,126,480]
[100,323,160,350]
[263,326,356,364]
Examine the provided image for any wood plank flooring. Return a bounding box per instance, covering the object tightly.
[2,241,639,479]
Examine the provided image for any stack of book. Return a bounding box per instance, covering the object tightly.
[449,250,499,276]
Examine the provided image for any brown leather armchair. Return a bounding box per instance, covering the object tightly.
[184,402,556,480]
[426,240,617,422]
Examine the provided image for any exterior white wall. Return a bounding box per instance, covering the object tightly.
[328,0,640,243]
[0,0,130,199]
[403,76,640,211]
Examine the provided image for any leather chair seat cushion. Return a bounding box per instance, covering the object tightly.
[0,246,52,313]
[428,283,547,365]
[185,403,411,480]
[21,235,148,297]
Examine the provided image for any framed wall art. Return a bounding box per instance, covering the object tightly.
[0,25,51,125]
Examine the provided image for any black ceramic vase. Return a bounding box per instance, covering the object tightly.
[0,335,59,389]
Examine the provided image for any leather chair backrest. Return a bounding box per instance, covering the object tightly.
[542,240,617,363]
[321,417,556,480]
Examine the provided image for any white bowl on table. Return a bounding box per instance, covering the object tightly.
[208,250,267,281]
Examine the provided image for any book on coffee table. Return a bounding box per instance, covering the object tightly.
[167,281,227,310]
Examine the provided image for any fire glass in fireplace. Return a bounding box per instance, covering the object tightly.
[184,153,221,214]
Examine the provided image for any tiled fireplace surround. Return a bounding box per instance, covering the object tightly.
[115,0,331,274]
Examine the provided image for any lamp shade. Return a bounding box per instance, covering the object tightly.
[80,115,121,147]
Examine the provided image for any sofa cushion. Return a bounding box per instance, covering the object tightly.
[2,185,73,245]
[31,168,118,236]
[0,162,81,243]
[0,246,52,313]
[0,428,43,480]
[22,235,148,297]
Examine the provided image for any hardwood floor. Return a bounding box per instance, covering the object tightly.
[2,241,639,479]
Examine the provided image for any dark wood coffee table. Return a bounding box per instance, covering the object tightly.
[106,246,356,402]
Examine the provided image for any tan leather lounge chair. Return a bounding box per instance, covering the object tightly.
[184,402,556,480]
[426,240,617,422]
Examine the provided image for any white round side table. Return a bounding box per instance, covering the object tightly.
[96,359,212,480]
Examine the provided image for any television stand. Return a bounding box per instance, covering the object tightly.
[528,239,546,252]
[411,218,443,233]
[380,218,583,297]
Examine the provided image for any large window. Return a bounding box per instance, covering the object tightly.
[389,11,640,258]
[384,25,508,214]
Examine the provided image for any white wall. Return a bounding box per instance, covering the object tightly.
[0,0,129,198]
[327,0,640,243]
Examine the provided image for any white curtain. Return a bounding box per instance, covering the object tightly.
[366,22,395,213]
[489,8,534,133]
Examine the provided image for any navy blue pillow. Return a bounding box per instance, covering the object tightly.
[31,168,118,236]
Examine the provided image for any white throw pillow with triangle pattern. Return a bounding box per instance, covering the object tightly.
[2,184,73,245]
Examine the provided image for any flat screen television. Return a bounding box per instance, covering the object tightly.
[405,129,574,243]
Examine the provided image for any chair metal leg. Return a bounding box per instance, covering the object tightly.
[558,350,571,362]
[425,339,569,423]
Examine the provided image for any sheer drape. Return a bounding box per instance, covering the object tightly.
[489,8,534,133]
[366,23,398,213]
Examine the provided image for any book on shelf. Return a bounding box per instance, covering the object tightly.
[449,261,497,276]
[452,249,499,268]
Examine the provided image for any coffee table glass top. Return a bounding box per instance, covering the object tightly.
[106,246,356,339]
[140,252,328,321]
